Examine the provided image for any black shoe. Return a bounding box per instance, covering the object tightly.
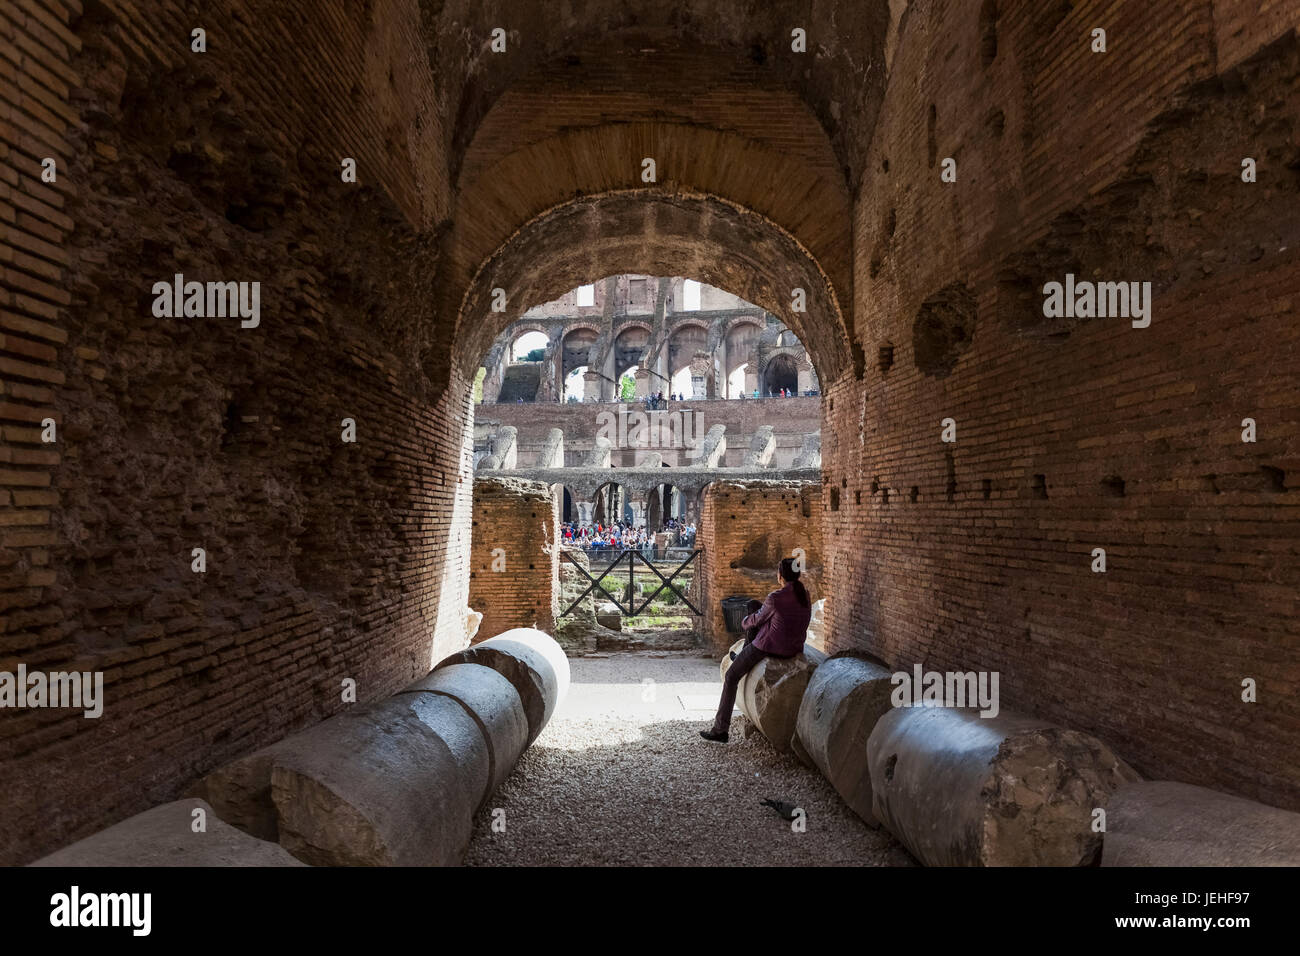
[699,729,729,743]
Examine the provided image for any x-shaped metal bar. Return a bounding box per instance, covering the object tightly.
[559,548,702,617]
[631,548,702,616]
[561,549,634,616]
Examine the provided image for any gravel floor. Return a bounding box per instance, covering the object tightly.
[464,652,917,866]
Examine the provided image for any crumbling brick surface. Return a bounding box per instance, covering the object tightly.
[0,0,466,864]
[828,6,1300,811]
[469,477,559,639]
[699,480,822,653]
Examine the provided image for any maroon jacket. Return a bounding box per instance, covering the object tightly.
[741,583,811,657]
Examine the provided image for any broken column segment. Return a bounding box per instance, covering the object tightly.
[1101,781,1300,866]
[720,639,826,754]
[694,424,727,468]
[585,435,614,467]
[195,632,570,866]
[399,663,530,805]
[490,425,518,469]
[29,798,305,867]
[792,654,895,827]
[868,707,1139,866]
[268,697,477,866]
[538,427,565,467]
[435,626,571,745]
[742,425,776,467]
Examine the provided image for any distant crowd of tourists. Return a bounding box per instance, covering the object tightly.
[561,516,697,552]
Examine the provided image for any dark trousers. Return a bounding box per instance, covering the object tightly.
[711,639,768,733]
[711,599,767,733]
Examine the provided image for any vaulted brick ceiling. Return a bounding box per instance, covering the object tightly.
[419,0,896,387]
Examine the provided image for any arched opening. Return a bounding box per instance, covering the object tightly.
[450,192,852,392]
[613,325,649,380]
[763,353,799,397]
[618,365,638,401]
[646,482,685,533]
[562,328,597,401]
[511,329,549,362]
[667,324,708,400]
[591,482,630,530]
[564,365,587,402]
[723,320,761,398]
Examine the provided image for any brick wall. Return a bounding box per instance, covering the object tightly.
[823,1,1300,810]
[698,479,822,653]
[469,476,559,640]
[0,0,468,864]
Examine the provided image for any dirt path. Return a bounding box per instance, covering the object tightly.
[464,652,916,866]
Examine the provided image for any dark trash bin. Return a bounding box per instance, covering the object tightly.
[721,595,755,634]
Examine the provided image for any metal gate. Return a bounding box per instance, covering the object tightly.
[559,548,702,617]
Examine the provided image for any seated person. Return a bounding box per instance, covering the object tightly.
[700,557,811,743]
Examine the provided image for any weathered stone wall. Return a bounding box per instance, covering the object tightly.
[469,477,559,640]
[824,2,1300,810]
[699,480,822,653]
[0,0,469,865]
[479,395,821,468]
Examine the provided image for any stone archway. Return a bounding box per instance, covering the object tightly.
[763,353,800,396]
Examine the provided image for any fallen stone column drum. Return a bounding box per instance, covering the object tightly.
[792,655,895,827]
[29,799,305,867]
[268,696,480,866]
[399,662,531,806]
[867,707,1139,866]
[720,639,826,754]
[197,671,525,866]
[193,628,568,866]
[435,626,571,744]
[1101,781,1300,866]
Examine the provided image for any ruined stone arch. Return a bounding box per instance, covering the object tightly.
[451,190,854,391]
[721,316,765,398]
[591,480,631,527]
[561,320,603,339]
[612,321,653,383]
[761,352,801,397]
[507,323,551,359]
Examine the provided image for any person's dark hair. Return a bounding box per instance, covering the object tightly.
[779,557,810,607]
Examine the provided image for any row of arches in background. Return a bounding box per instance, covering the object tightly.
[504,315,808,403]
[560,482,689,529]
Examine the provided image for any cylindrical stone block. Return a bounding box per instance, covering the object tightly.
[794,655,896,827]
[436,627,570,744]
[29,799,306,867]
[402,662,530,804]
[401,690,493,808]
[868,707,1139,866]
[270,699,478,866]
[720,639,825,754]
